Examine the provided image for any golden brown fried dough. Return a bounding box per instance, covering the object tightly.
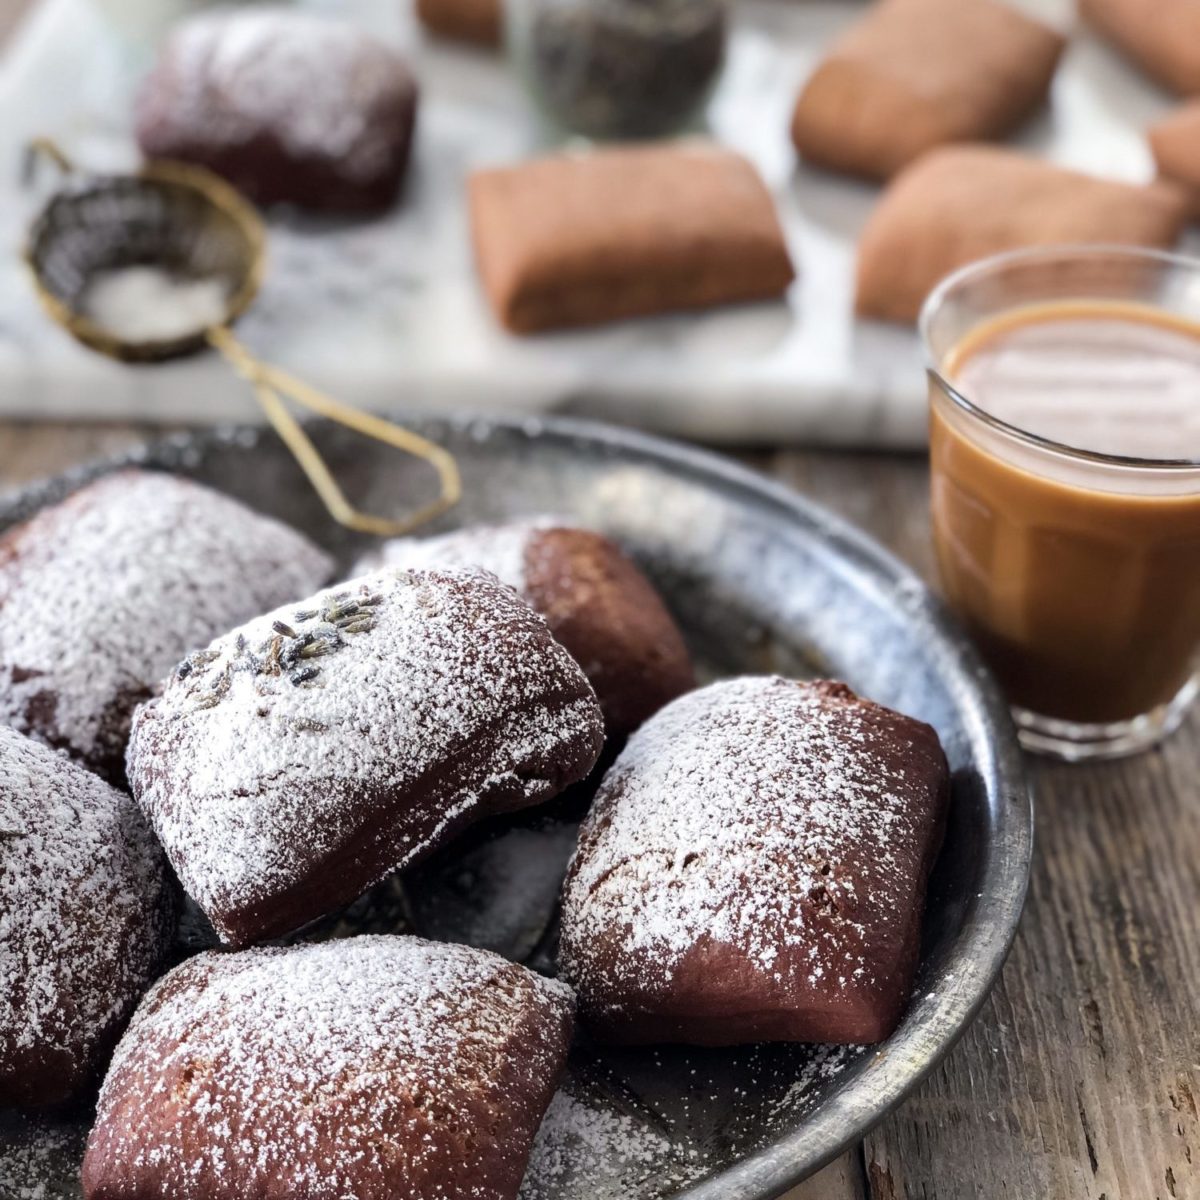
[1150,102,1200,207]
[856,146,1190,323]
[790,0,1065,181]
[417,0,500,46]
[468,142,795,333]
[1082,0,1200,94]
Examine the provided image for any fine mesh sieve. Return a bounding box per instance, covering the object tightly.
[22,138,460,537]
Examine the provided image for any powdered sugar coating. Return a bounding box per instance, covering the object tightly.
[354,518,557,596]
[127,567,604,946]
[355,519,695,736]
[137,8,417,194]
[0,469,333,780]
[559,676,948,1044]
[0,725,174,1106]
[83,936,574,1200]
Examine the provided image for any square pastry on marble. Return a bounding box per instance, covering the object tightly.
[468,142,795,333]
[855,146,1190,322]
[559,677,949,1046]
[1082,0,1200,94]
[791,0,1065,180]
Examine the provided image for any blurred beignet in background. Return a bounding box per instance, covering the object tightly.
[417,0,501,46]
[355,520,694,735]
[0,726,174,1108]
[136,8,419,212]
[790,0,1065,181]
[559,677,950,1046]
[468,142,795,333]
[1081,0,1200,95]
[1149,102,1200,204]
[0,469,332,783]
[126,568,604,948]
[856,146,1190,323]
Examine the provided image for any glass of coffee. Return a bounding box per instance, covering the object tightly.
[920,246,1200,761]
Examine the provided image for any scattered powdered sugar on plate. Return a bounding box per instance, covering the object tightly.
[0,469,333,776]
[406,819,581,963]
[519,1088,688,1200]
[86,936,574,1199]
[766,1043,856,1122]
[127,566,602,943]
[149,9,414,184]
[0,1113,88,1200]
[561,676,942,1005]
[353,516,565,596]
[0,725,172,1104]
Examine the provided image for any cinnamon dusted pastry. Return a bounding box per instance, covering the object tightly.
[417,0,501,46]
[856,147,1190,323]
[559,677,949,1046]
[82,937,574,1200]
[0,469,332,782]
[355,520,694,735]
[1149,102,1200,203]
[468,142,795,333]
[0,726,174,1107]
[126,568,604,947]
[1081,0,1200,94]
[790,0,1065,180]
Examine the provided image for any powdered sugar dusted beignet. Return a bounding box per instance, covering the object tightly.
[82,936,574,1200]
[355,520,694,735]
[559,677,949,1046]
[135,8,419,212]
[0,469,333,783]
[127,568,604,947]
[0,726,174,1107]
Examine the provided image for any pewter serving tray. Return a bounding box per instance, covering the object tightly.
[0,416,1030,1200]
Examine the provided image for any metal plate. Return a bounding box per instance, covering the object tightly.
[0,415,1030,1200]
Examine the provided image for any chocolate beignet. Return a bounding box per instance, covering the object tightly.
[0,469,332,783]
[127,568,604,947]
[0,726,174,1107]
[355,520,694,735]
[82,936,574,1200]
[559,676,949,1046]
[135,9,419,212]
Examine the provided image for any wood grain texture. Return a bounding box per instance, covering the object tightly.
[766,448,1200,1200]
[0,426,1195,1200]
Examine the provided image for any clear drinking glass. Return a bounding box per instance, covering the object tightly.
[920,246,1200,761]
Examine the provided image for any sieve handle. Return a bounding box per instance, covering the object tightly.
[22,137,77,187]
[208,326,461,538]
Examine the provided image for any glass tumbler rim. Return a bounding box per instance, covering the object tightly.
[919,243,1200,472]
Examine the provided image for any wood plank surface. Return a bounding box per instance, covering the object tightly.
[1,4,1196,1199]
[2,423,1194,1200]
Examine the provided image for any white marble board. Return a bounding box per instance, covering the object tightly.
[0,0,1186,445]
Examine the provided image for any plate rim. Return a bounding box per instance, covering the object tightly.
[0,412,1032,1200]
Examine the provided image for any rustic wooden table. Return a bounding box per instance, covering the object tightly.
[0,421,1194,1200]
[0,0,1196,1191]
